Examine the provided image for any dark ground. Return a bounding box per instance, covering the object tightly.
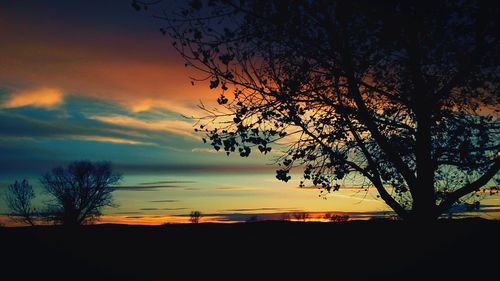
[1,219,498,281]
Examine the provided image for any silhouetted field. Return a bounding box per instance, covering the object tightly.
[1,219,498,281]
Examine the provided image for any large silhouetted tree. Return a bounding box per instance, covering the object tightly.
[138,0,500,221]
[41,161,122,226]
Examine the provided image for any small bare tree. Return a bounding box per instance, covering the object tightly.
[189,211,202,223]
[5,180,36,226]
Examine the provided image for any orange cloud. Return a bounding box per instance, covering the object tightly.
[2,87,63,109]
[127,98,203,117]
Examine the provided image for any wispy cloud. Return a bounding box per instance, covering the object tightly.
[127,98,202,117]
[298,185,371,190]
[191,148,218,153]
[114,163,276,174]
[0,109,158,146]
[75,135,154,146]
[2,87,63,109]
[89,115,197,139]
[215,187,244,191]
[140,181,196,185]
[115,185,184,191]
[115,211,142,215]
[148,199,180,203]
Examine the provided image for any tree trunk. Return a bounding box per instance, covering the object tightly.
[407,188,439,221]
[63,206,80,227]
[411,105,438,222]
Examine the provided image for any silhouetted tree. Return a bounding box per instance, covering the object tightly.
[280,213,290,221]
[40,161,122,226]
[189,210,202,223]
[5,180,36,226]
[324,213,350,223]
[292,212,309,222]
[139,0,500,221]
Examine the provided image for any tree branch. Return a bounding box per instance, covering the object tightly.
[437,158,500,214]
[328,9,418,190]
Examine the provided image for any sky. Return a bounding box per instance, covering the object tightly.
[0,0,265,172]
[0,0,498,225]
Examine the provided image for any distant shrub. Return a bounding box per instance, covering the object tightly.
[323,213,349,222]
[189,211,202,223]
[329,215,350,222]
[292,212,309,222]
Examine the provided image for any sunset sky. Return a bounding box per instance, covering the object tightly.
[1,0,498,225]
